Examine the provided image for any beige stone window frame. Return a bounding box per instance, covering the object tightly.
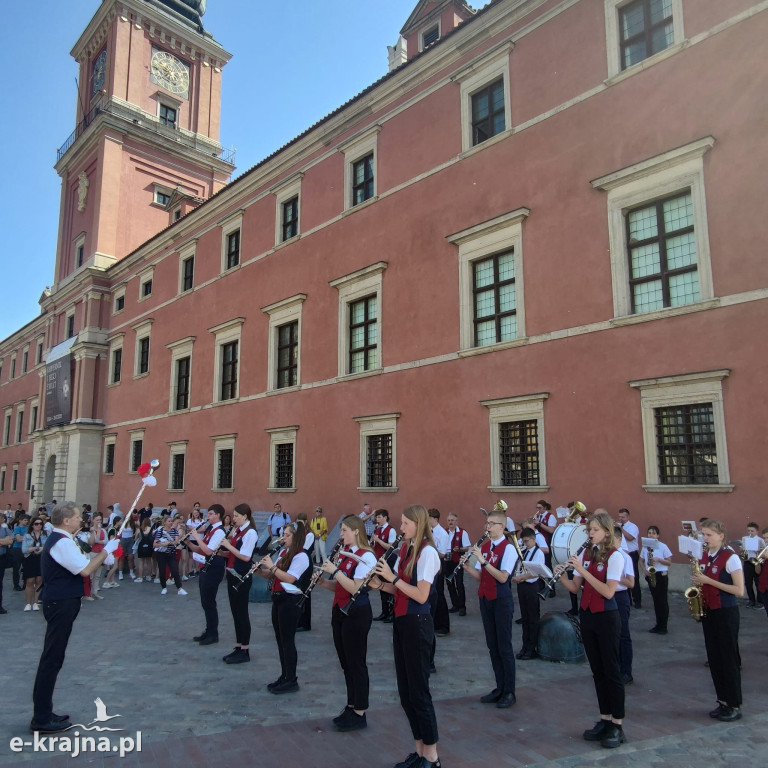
[167,440,188,492]
[3,408,11,446]
[21,344,29,374]
[107,333,124,386]
[267,426,299,493]
[28,398,38,436]
[167,336,195,413]
[219,211,243,273]
[103,434,117,475]
[481,393,549,493]
[113,287,126,315]
[24,462,32,492]
[272,173,303,246]
[262,294,306,393]
[354,413,400,493]
[178,240,197,294]
[604,0,685,81]
[629,369,732,492]
[591,136,715,322]
[128,429,145,474]
[138,266,155,302]
[447,208,529,354]
[452,41,513,153]
[73,232,86,269]
[210,317,244,404]
[15,404,25,444]
[340,125,381,212]
[419,19,441,51]
[212,433,236,492]
[330,262,387,379]
[65,310,76,340]
[132,319,153,379]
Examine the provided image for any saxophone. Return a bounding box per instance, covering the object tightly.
[646,547,657,588]
[684,555,706,622]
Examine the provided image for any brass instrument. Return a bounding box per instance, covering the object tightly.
[342,534,403,615]
[646,546,657,588]
[298,537,344,606]
[564,501,587,523]
[539,540,589,600]
[749,543,768,567]
[684,555,706,622]
[447,532,489,582]
[493,499,508,512]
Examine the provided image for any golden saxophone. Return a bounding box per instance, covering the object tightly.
[684,554,706,622]
[646,546,657,588]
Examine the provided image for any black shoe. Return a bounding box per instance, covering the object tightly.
[193,632,208,642]
[270,679,299,695]
[601,723,625,749]
[224,648,250,664]
[519,652,536,660]
[0,607,7,614]
[335,711,367,732]
[716,707,742,722]
[435,629,449,637]
[428,664,437,674]
[515,618,523,625]
[648,627,667,634]
[709,702,728,719]
[496,692,516,709]
[415,760,441,768]
[333,706,353,725]
[458,608,466,616]
[516,650,525,659]
[14,586,23,592]
[222,647,239,662]
[295,626,310,632]
[394,753,421,768]
[583,719,610,741]
[382,615,394,623]
[480,688,502,703]
[373,613,386,621]
[622,674,633,685]
[30,718,70,734]
[52,713,70,723]
[448,607,459,613]
[267,677,285,691]
[198,635,219,645]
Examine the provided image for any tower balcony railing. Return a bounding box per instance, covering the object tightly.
[57,105,102,161]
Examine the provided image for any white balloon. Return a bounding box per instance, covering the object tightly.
[142,476,157,487]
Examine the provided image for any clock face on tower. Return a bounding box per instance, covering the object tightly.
[150,49,190,98]
[92,49,107,96]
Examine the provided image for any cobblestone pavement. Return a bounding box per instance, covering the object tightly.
[0,575,765,767]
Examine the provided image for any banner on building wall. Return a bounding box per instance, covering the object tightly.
[45,338,76,428]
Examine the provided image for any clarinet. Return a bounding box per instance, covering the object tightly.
[226,539,283,590]
[341,535,403,616]
[201,527,235,573]
[298,537,344,607]
[446,532,489,583]
[538,541,590,600]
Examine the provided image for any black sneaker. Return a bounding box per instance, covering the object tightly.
[224,648,250,664]
[393,754,420,768]
[709,702,728,719]
[458,608,466,616]
[0,607,7,614]
[716,707,742,722]
[222,647,240,662]
[267,677,285,691]
[335,711,367,732]
[600,723,625,749]
[270,679,299,695]
[583,719,610,741]
[333,706,353,725]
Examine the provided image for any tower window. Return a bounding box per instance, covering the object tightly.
[159,104,177,128]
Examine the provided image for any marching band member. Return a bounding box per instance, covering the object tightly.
[427,509,450,639]
[373,505,441,768]
[258,521,311,694]
[613,526,635,686]
[296,513,315,632]
[756,527,768,616]
[371,509,397,622]
[640,526,672,634]
[187,504,226,645]
[444,513,470,616]
[534,501,557,596]
[511,527,544,659]
[617,509,641,609]
[742,522,762,609]
[464,508,517,709]
[217,504,258,664]
[318,515,376,732]
[559,510,625,749]
[692,519,745,721]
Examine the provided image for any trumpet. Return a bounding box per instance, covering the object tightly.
[298,537,344,606]
[684,555,706,622]
[749,543,768,567]
[342,534,403,615]
[539,540,590,600]
[448,532,489,582]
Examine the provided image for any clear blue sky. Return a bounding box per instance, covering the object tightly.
[0,0,419,342]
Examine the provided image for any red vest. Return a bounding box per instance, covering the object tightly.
[759,559,768,593]
[535,512,555,543]
[332,549,359,608]
[478,538,512,600]
[203,523,221,546]
[449,527,465,563]
[373,525,393,559]
[699,547,737,609]
[271,547,288,593]
[226,525,249,569]
[580,548,619,613]
[393,540,431,617]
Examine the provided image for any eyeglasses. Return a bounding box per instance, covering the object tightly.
[486,521,505,528]
[33,522,43,526]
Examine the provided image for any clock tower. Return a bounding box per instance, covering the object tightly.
[32,0,232,505]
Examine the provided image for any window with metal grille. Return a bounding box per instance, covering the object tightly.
[654,403,718,484]
[182,256,194,291]
[217,448,233,489]
[131,439,143,472]
[221,341,238,400]
[471,79,505,146]
[619,0,674,71]
[473,249,516,347]
[352,153,374,206]
[282,196,299,241]
[499,420,540,486]
[175,356,191,410]
[626,191,698,314]
[104,443,115,474]
[159,104,177,128]
[423,25,439,47]
[226,230,240,269]
[112,348,122,384]
[274,443,294,489]
[276,321,298,389]
[138,337,150,375]
[171,452,185,490]
[349,296,378,373]
[0,470,4,492]
[366,434,392,488]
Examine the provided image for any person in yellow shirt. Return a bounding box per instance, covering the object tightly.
[310,507,329,564]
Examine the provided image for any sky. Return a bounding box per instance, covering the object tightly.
[0,0,420,342]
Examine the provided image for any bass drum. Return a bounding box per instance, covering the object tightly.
[551,522,588,566]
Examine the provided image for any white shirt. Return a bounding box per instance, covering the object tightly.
[615,549,635,591]
[49,527,90,575]
[276,550,310,594]
[446,528,471,551]
[431,524,450,556]
[521,545,545,584]
[347,547,377,579]
[640,541,673,573]
[578,549,624,584]
[304,530,315,550]
[394,544,441,584]
[620,520,640,553]
[192,522,225,564]
[475,536,518,575]
[236,525,258,560]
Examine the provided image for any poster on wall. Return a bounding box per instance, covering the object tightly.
[45,337,76,428]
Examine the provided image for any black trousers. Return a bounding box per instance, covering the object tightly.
[199,558,225,636]
[516,581,540,653]
[155,551,181,589]
[0,553,6,607]
[580,608,624,720]
[444,560,465,610]
[646,572,669,631]
[629,551,641,607]
[32,597,81,721]
[393,612,438,745]
[297,593,311,630]
[702,605,741,707]
[479,592,516,694]
[10,548,23,589]
[226,572,252,645]
[332,603,372,710]
[271,592,302,682]
[433,569,450,634]
[615,590,632,677]
[743,560,759,604]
